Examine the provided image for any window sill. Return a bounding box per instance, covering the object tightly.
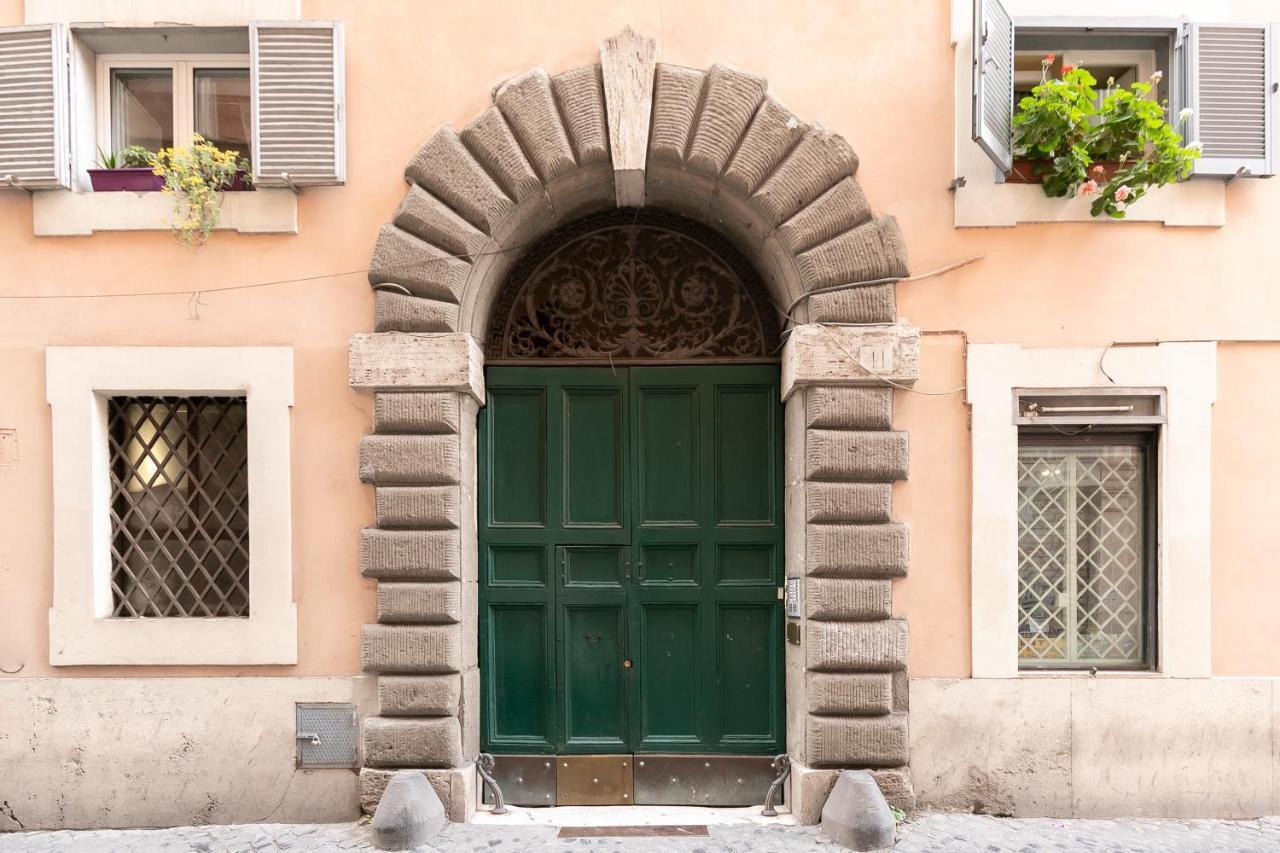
[49,606,298,665]
[1017,669,1164,678]
[954,178,1225,228]
[32,188,298,237]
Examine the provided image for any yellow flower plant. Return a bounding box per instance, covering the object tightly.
[151,134,253,246]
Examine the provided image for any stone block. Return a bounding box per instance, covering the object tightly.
[807,283,897,325]
[364,716,465,769]
[805,482,892,524]
[869,767,916,813]
[552,65,609,165]
[379,675,462,716]
[371,769,446,850]
[790,762,840,826]
[723,95,809,197]
[686,63,767,178]
[806,524,908,579]
[368,223,471,302]
[806,672,893,715]
[752,127,857,225]
[776,177,872,255]
[806,387,893,430]
[805,430,908,482]
[361,624,462,674]
[350,332,484,398]
[361,765,476,823]
[806,619,907,672]
[392,184,489,258]
[360,435,460,486]
[892,671,909,713]
[460,106,542,204]
[375,486,461,529]
[808,714,909,768]
[796,216,908,291]
[805,578,893,621]
[649,63,704,165]
[782,324,920,397]
[405,125,512,236]
[377,582,462,624]
[374,392,460,435]
[373,292,459,333]
[360,529,461,580]
[820,769,895,851]
[495,68,575,183]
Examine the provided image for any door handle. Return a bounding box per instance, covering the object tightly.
[622,659,633,669]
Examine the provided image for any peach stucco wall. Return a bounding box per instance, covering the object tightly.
[2,0,1280,680]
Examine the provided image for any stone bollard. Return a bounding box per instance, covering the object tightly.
[372,769,447,850]
[820,769,896,851]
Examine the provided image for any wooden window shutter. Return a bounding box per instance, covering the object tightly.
[1189,24,1275,177]
[0,24,70,190]
[972,0,1014,173]
[250,21,346,187]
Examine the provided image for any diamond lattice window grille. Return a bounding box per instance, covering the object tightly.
[107,396,250,618]
[1017,444,1147,667]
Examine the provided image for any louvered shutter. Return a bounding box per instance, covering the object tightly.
[250,21,345,187]
[0,24,69,190]
[1189,24,1275,177]
[972,0,1014,172]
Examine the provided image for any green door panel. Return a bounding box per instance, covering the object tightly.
[636,603,702,749]
[480,365,783,757]
[483,602,556,751]
[563,386,627,528]
[560,602,629,752]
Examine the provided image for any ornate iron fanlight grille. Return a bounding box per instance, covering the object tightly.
[487,209,780,363]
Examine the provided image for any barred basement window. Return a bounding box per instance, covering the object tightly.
[108,396,250,617]
[1016,432,1155,669]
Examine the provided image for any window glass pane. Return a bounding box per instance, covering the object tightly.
[1017,443,1147,667]
[110,69,174,153]
[194,68,252,164]
[107,397,250,619]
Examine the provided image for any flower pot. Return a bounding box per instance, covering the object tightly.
[220,170,254,192]
[1005,159,1125,184]
[88,167,164,192]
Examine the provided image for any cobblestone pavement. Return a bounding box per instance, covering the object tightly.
[3,813,1280,851]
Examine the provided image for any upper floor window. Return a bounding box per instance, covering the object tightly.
[974,0,1279,179]
[100,57,253,164]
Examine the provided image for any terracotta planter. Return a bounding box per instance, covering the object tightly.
[1006,159,1124,184]
[88,167,164,192]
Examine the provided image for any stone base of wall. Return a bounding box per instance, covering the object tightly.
[358,765,476,822]
[911,677,1280,819]
[0,677,375,831]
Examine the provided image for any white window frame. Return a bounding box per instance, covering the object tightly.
[46,346,296,665]
[94,53,251,160]
[966,343,1216,679]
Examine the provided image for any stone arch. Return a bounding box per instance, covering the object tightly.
[366,28,909,340]
[354,28,917,825]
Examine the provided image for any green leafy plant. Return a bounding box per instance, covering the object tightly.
[95,145,155,169]
[1011,55,1200,218]
[150,134,253,246]
[890,805,907,824]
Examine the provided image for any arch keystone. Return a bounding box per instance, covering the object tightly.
[600,26,656,206]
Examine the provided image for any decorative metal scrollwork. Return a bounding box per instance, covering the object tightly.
[487,209,780,362]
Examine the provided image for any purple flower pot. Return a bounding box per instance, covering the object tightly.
[88,168,164,192]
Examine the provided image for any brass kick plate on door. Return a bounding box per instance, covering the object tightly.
[556,755,634,805]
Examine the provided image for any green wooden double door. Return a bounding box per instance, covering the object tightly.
[479,365,784,757]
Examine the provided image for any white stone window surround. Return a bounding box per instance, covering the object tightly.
[24,0,300,26]
[967,342,1216,679]
[950,0,1230,228]
[46,346,297,665]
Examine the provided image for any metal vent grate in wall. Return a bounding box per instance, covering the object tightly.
[295,703,358,768]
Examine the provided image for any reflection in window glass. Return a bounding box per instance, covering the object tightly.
[194,69,252,164]
[110,69,174,153]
